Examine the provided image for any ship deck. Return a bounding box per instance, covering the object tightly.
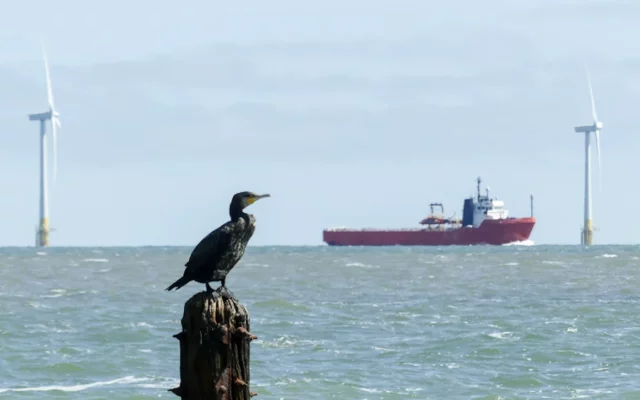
[324,226,463,232]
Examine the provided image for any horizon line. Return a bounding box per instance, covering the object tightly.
[0,243,636,249]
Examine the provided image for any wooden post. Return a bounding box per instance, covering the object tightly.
[170,290,258,399]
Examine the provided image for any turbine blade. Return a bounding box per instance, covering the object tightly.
[585,65,598,122]
[41,42,55,111]
[41,42,60,184]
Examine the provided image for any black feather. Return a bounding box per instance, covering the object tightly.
[165,191,265,292]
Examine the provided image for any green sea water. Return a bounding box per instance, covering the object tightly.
[1,245,639,399]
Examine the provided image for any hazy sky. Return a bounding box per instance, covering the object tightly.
[0,0,639,246]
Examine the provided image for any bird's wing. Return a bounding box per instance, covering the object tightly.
[185,222,234,270]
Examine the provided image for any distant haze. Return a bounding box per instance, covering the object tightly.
[0,0,638,246]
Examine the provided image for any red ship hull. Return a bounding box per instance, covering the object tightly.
[323,217,536,246]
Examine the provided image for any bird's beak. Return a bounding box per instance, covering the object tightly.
[249,194,270,204]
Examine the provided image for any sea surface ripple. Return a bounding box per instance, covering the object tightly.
[1,245,639,399]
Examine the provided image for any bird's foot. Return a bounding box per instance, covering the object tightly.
[205,283,220,300]
[216,286,237,301]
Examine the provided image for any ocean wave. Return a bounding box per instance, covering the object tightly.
[0,376,148,393]
[502,240,535,246]
[252,299,310,311]
[258,335,326,349]
[345,262,379,269]
[487,331,519,340]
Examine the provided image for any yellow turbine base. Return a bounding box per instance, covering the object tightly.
[38,218,49,247]
[582,219,593,246]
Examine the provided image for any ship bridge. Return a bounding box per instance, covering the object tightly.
[466,177,510,228]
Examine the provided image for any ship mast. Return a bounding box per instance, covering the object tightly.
[476,177,481,201]
[530,194,534,218]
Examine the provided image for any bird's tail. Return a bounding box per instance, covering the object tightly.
[165,275,191,291]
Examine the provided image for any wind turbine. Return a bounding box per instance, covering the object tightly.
[573,67,602,246]
[27,44,61,247]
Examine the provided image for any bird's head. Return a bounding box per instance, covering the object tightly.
[232,191,271,211]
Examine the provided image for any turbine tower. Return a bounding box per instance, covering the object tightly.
[573,68,602,246]
[28,45,61,247]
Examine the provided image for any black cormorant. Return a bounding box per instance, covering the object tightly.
[165,191,270,296]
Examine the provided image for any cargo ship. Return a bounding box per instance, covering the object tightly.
[323,177,535,246]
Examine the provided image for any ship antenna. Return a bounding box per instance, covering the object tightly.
[477,177,481,200]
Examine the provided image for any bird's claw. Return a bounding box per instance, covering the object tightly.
[207,292,220,301]
[216,286,237,301]
[205,283,220,300]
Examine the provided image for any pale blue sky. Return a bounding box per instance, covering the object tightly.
[0,0,638,246]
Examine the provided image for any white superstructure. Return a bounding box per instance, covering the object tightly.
[470,178,510,228]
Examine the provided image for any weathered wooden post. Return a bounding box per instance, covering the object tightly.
[170,290,258,399]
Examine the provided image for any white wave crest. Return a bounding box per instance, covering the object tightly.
[0,376,148,393]
[502,239,535,246]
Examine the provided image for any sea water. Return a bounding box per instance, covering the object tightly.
[0,245,639,399]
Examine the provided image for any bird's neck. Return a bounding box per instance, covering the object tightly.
[230,205,248,223]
